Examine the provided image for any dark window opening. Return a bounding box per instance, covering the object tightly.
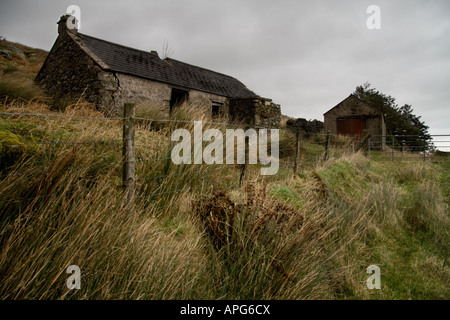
[170,89,188,113]
[212,103,223,118]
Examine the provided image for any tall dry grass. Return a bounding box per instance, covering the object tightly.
[0,101,448,300]
[0,109,353,299]
[0,125,215,299]
[0,74,47,104]
[0,101,236,299]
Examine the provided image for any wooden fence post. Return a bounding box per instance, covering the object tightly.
[323,131,330,161]
[123,103,135,203]
[239,118,255,187]
[348,134,358,152]
[239,137,249,186]
[423,139,426,162]
[392,136,395,161]
[294,127,301,173]
[355,130,371,154]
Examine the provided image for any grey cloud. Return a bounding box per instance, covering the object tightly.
[0,0,448,135]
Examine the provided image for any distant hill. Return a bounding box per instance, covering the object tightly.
[0,38,48,102]
[0,38,48,77]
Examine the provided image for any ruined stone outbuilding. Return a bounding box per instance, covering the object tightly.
[324,94,386,149]
[35,15,281,127]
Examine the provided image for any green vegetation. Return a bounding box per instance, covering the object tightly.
[0,39,48,104]
[0,74,47,103]
[354,82,432,151]
[0,39,448,300]
[0,99,448,300]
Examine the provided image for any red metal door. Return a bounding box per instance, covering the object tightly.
[337,118,366,139]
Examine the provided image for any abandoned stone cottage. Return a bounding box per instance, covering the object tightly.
[324,94,386,149]
[35,15,281,127]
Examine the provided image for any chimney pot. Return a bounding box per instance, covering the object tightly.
[58,14,78,35]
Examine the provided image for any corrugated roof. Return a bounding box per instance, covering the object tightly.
[75,33,259,99]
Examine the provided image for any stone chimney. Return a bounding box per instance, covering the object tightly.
[58,14,78,35]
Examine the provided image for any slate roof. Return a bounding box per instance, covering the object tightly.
[74,33,259,99]
[323,94,382,116]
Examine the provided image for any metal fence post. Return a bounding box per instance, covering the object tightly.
[123,103,135,204]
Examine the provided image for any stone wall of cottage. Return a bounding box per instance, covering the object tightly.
[255,99,281,128]
[97,71,231,118]
[229,98,281,128]
[35,29,103,109]
[36,15,280,126]
[188,90,229,119]
[97,71,171,117]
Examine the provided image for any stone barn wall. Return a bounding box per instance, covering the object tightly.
[255,99,281,128]
[286,118,324,136]
[229,98,281,128]
[324,95,386,149]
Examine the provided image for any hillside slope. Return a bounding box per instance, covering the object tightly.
[0,40,448,300]
[0,38,48,102]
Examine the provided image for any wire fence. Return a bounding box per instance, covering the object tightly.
[1,104,449,208]
[367,134,450,162]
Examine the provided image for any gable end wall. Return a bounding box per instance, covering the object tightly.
[324,96,386,149]
[35,32,103,107]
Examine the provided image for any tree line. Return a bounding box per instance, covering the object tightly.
[353,82,433,152]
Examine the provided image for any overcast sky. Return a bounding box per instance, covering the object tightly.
[1,0,449,141]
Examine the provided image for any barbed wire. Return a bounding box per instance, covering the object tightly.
[1,138,125,147]
[135,186,191,199]
[1,111,448,180]
[135,156,173,163]
[1,161,121,179]
[2,110,448,137]
[133,168,220,183]
[0,111,124,121]
[135,117,249,128]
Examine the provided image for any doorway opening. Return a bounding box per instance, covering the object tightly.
[170,88,188,113]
